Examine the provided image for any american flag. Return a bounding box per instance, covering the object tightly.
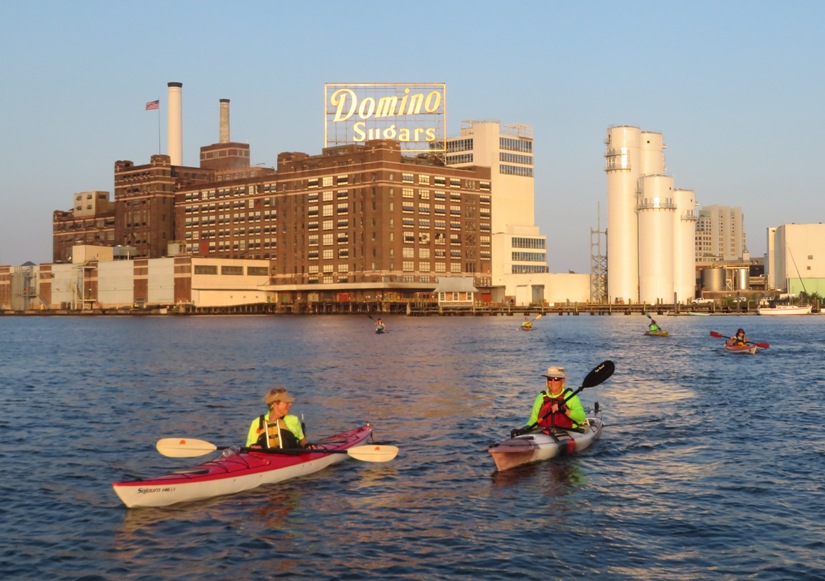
[145,100,160,111]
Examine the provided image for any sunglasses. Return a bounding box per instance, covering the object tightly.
[546,377,564,381]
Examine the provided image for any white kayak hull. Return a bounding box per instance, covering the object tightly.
[488,417,603,472]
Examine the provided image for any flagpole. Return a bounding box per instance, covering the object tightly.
[157,98,161,154]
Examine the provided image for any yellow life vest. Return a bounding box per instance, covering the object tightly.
[256,415,298,449]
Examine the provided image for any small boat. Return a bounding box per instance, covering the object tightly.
[724,343,758,355]
[757,304,812,316]
[113,424,374,508]
[520,325,533,332]
[488,417,603,472]
[644,330,669,337]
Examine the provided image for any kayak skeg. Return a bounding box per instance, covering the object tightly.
[113,424,373,508]
[488,416,603,472]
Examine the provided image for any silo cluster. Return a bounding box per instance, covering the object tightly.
[605,126,697,304]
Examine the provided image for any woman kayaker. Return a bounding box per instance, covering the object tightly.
[727,328,750,346]
[246,388,312,449]
[510,366,586,437]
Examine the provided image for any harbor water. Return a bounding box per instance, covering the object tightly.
[0,314,823,580]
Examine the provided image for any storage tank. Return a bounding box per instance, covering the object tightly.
[673,188,697,302]
[605,126,641,303]
[637,175,675,303]
[639,131,666,176]
[733,267,749,290]
[702,267,725,291]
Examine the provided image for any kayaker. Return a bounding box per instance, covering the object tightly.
[522,316,532,329]
[727,328,750,346]
[246,388,312,449]
[648,319,661,332]
[375,318,385,331]
[511,366,586,437]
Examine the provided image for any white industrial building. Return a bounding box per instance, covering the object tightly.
[445,120,589,305]
[605,126,697,304]
[766,223,825,296]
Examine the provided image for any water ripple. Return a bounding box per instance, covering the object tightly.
[1,314,823,579]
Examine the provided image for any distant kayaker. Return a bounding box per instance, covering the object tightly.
[727,328,750,346]
[246,388,312,449]
[522,316,532,329]
[375,318,385,331]
[648,319,661,332]
[510,366,586,437]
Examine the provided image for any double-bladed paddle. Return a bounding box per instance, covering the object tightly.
[644,312,665,332]
[709,331,770,349]
[156,437,399,462]
[520,313,542,329]
[520,359,615,433]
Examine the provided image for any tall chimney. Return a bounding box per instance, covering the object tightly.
[167,82,183,165]
[219,99,230,144]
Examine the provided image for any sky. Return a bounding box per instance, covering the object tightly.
[1,1,823,272]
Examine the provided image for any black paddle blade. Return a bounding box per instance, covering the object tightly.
[582,360,615,388]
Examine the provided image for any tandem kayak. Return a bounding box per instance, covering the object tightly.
[644,330,669,337]
[488,417,603,472]
[113,424,374,508]
[725,343,758,355]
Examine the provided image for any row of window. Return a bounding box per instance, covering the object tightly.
[192,265,269,276]
[512,265,548,273]
[500,137,532,153]
[512,252,547,262]
[500,165,534,177]
[445,154,473,165]
[499,152,533,166]
[512,237,546,249]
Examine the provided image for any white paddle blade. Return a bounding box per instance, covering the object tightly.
[346,444,399,462]
[156,437,218,458]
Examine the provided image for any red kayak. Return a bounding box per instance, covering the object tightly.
[724,343,758,355]
[113,424,375,508]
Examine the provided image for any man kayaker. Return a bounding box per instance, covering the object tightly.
[246,388,312,449]
[511,366,586,437]
[522,316,532,330]
[727,328,750,346]
[648,318,662,333]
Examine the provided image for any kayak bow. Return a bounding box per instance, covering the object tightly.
[488,417,603,472]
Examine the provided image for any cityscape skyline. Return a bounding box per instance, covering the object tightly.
[1,1,823,270]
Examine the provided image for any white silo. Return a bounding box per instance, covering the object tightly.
[637,175,675,303]
[605,126,642,303]
[639,131,666,175]
[673,188,697,302]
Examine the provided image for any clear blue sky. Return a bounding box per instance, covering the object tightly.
[1,1,823,271]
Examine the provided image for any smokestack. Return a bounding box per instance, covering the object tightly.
[219,99,230,144]
[167,82,183,165]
